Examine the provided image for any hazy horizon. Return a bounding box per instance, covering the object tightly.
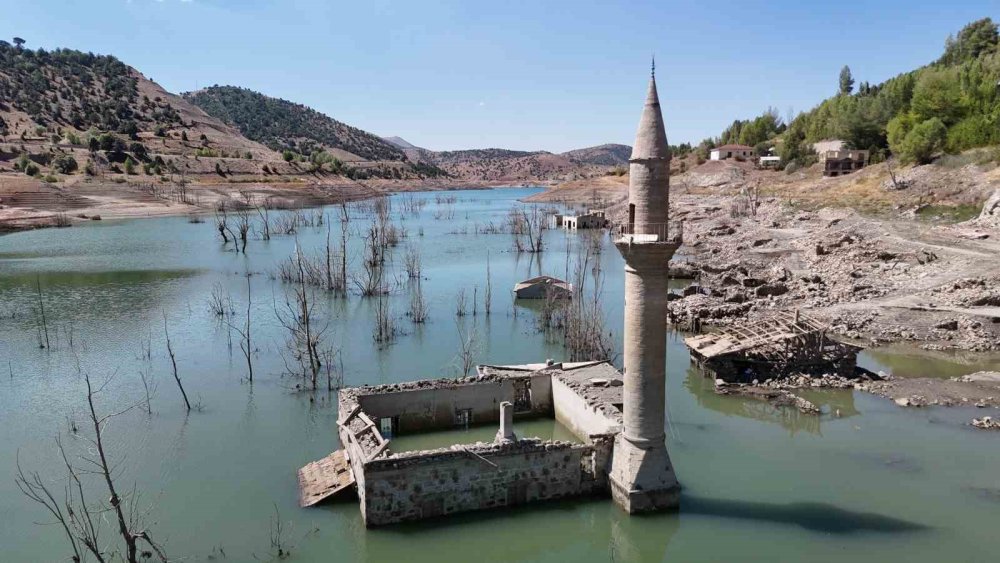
[4,0,998,152]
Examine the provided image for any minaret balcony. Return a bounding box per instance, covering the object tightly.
[612,221,683,245]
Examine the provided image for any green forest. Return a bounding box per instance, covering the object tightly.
[704,18,1000,168]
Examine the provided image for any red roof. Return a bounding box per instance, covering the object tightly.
[713,144,753,151]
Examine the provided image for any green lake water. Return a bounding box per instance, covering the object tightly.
[1,187,999,562]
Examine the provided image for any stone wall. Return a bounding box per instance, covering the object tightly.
[552,375,621,440]
[356,374,552,433]
[360,439,604,526]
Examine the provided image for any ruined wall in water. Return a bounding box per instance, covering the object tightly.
[355,374,552,432]
[359,440,608,526]
[552,376,621,440]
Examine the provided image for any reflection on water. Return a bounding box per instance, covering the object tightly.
[1,188,999,562]
[387,418,578,453]
[680,494,927,534]
[861,345,1000,379]
[682,365,859,436]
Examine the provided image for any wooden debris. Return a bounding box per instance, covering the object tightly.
[685,311,859,382]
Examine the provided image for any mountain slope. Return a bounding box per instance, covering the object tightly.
[378,141,634,182]
[383,136,418,150]
[185,86,406,162]
[560,143,632,166]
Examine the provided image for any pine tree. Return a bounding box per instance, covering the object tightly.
[839,66,854,95]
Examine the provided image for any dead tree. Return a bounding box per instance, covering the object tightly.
[207,282,233,318]
[215,205,230,243]
[255,199,271,241]
[403,244,422,279]
[372,292,396,346]
[139,367,156,414]
[510,205,545,253]
[325,222,335,292]
[352,220,386,296]
[227,273,254,383]
[276,246,326,389]
[35,275,50,349]
[453,321,480,378]
[339,203,349,297]
[885,159,908,191]
[16,373,168,563]
[163,314,192,411]
[408,278,428,323]
[234,207,251,253]
[484,251,492,316]
[562,244,614,362]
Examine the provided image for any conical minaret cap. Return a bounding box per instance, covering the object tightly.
[629,76,670,161]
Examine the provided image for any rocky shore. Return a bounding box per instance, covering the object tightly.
[664,192,1000,352]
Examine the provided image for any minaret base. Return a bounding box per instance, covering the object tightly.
[609,434,680,513]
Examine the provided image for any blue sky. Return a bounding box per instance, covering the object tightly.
[3,1,997,152]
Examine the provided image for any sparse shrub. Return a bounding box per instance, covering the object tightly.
[52,155,78,174]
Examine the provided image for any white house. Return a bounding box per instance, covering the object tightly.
[710,144,754,161]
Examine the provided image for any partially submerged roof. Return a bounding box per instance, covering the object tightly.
[513,275,573,294]
[478,360,609,376]
[298,449,355,507]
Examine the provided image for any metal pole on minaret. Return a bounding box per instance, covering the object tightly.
[608,64,681,513]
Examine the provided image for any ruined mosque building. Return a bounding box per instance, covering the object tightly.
[298,67,681,524]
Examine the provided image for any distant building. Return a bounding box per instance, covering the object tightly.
[812,139,869,177]
[813,140,868,177]
[758,156,782,169]
[562,210,607,229]
[710,144,754,161]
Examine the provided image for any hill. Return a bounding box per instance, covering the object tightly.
[379,142,634,182]
[383,136,418,150]
[185,86,410,163]
[560,143,632,166]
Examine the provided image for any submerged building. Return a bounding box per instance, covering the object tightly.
[513,275,573,300]
[298,66,681,524]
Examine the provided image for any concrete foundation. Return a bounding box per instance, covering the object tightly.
[609,435,680,513]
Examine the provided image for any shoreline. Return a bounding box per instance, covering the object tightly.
[0,178,554,236]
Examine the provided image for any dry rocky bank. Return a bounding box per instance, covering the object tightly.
[535,157,1000,423]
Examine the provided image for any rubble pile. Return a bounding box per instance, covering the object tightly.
[971,416,1000,430]
[668,196,1000,351]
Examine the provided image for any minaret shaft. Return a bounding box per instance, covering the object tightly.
[621,262,668,444]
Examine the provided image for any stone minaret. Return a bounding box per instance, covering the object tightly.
[609,63,681,513]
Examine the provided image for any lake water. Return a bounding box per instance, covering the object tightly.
[1,187,999,562]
